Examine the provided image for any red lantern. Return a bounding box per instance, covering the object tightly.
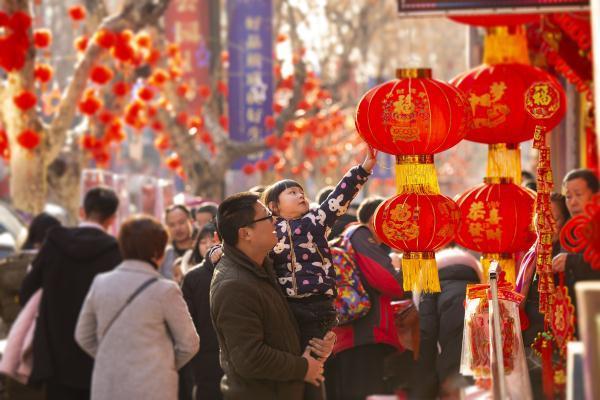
[78,90,102,116]
[94,29,115,49]
[166,153,181,170]
[135,32,151,48]
[13,91,37,111]
[154,134,170,152]
[99,110,114,125]
[34,63,53,83]
[149,68,169,86]
[356,69,471,156]
[33,29,52,49]
[242,163,255,175]
[112,81,129,97]
[177,83,189,97]
[256,159,269,172]
[455,179,536,284]
[0,11,31,72]
[68,5,86,21]
[90,65,114,85]
[219,115,229,131]
[17,129,40,150]
[198,85,211,98]
[451,63,566,144]
[74,35,88,52]
[264,116,276,130]
[373,192,460,292]
[176,112,188,126]
[137,86,154,102]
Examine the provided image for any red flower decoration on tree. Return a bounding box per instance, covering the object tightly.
[242,163,256,175]
[264,116,276,130]
[68,5,86,21]
[17,129,40,150]
[137,87,154,102]
[112,81,129,97]
[219,115,229,131]
[0,11,32,72]
[78,90,103,115]
[74,35,88,52]
[154,134,170,152]
[94,29,115,49]
[34,63,53,83]
[90,65,114,85]
[13,91,37,111]
[198,85,211,99]
[33,29,52,49]
[165,153,181,170]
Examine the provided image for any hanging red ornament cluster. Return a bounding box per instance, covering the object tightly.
[68,5,86,21]
[357,68,471,292]
[112,81,129,97]
[78,89,103,116]
[0,11,32,72]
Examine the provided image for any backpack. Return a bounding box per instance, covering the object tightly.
[330,225,371,325]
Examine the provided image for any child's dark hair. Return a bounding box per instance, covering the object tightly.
[262,179,304,212]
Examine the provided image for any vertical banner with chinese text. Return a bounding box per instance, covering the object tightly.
[165,0,211,114]
[227,0,273,168]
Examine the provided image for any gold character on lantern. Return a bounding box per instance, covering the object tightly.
[467,201,486,221]
[532,84,552,106]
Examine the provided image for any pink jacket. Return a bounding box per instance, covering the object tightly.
[0,289,41,384]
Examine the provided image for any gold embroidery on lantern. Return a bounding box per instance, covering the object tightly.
[525,82,560,119]
[468,81,509,129]
[382,203,419,241]
[467,201,486,221]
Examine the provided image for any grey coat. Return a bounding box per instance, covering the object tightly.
[75,260,199,400]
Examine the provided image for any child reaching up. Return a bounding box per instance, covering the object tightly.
[262,149,376,354]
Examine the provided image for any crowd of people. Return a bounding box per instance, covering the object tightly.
[0,160,597,400]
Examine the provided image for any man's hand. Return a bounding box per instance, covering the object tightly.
[308,331,336,361]
[552,253,567,273]
[361,145,378,173]
[302,347,324,387]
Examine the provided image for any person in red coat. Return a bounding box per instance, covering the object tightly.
[325,197,404,400]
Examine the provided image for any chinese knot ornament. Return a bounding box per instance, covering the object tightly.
[356,68,471,292]
[455,179,536,284]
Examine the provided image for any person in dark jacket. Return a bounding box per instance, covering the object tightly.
[182,244,224,400]
[325,197,404,400]
[410,247,481,400]
[19,187,122,400]
[210,192,328,400]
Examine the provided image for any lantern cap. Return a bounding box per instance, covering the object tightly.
[396,154,435,164]
[484,177,514,185]
[396,68,432,79]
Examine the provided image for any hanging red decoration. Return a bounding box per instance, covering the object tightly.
[276,33,288,43]
[154,134,170,152]
[219,115,229,131]
[93,149,110,166]
[16,129,40,150]
[0,11,32,72]
[217,81,228,97]
[242,163,256,175]
[167,43,180,59]
[220,51,229,63]
[112,31,135,63]
[81,134,99,150]
[200,133,212,144]
[146,49,161,65]
[188,116,204,130]
[197,85,211,99]
[112,81,129,97]
[13,91,37,111]
[264,134,277,148]
[264,116,276,130]
[68,5,86,21]
[449,14,539,27]
[356,69,471,156]
[74,35,88,52]
[560,194,600,270]
[137,86,154,102]
[99,110,114,125]
[78,89,103,116]
[33,29,52,49]
[90,65,114,85]
[177,83,189,97]
[273,103,284,113]
[256,159,269,172]
[0,130,10,160]
[455,180,536,284]
[451,63,566,144]
[373,193,460,291]
[165,153,181,170]
[34,63,53,83]
[176,112,188,126]
[135,32,151,48]
[148,68,169,86]
[94,29,115,49]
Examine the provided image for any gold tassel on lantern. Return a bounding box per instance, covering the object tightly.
[487,143,522,184]
[481,253,516,286]
[395,155,440,195]
[483,25,530,65]
[402,251,440,293]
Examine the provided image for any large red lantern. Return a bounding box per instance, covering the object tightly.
[356,69,471,156]
[451,63,566,145]
[373,193,460,292]
[455,179,536,284]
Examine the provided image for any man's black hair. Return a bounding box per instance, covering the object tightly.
[83,187,119,223]
[563,168,599,193]
[216,192,259,246]
[194,203,218,219]
[357,197,385,224]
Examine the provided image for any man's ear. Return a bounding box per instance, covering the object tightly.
[79,206,86,220]
[238,226,251,243]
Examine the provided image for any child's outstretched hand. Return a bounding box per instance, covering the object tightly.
[361,145,378,173]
